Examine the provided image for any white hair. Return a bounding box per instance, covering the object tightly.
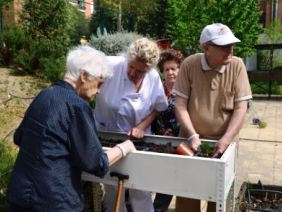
[64,45,113,80]
[127,38,160,68]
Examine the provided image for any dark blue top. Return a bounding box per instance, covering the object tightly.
[152,93,179,137]
[7,80,109,212]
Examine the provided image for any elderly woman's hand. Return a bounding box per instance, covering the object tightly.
[127,127,145,139]
[117,140,136,157]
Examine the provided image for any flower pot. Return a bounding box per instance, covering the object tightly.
[175,142,194,156]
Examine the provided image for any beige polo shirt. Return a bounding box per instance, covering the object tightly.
[173,53,252,139]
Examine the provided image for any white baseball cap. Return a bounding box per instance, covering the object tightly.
[199,23,240,46]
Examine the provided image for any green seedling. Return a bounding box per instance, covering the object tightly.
[200,143,213,157]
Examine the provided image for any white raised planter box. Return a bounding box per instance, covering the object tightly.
[82,131,237,212]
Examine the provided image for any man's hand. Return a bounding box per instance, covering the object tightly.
[212,139,230,158]
[127,127,145,139]
[190,136,201,152]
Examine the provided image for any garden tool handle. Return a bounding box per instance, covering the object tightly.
[110,172,129,212]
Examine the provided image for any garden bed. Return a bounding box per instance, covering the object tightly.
[236,181,282,212]
[100,138,214,157]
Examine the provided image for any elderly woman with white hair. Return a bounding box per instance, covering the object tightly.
[7,45,136,212]
[94,38,168,212]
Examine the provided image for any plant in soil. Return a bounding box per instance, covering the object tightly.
[100,138,176,154]
[100,138,215,158]
[197,143,214,157]
[237,182,282,211]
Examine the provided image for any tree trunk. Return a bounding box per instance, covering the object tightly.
[117,0,122,31]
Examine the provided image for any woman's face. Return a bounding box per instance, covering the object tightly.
[78,76,105,101]
[127,59,149,84]
[163,60,180,85]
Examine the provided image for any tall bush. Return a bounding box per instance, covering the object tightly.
[90,32,142,55]
[0,25,31,66]
[13,0,71,81]
[136,0,169,38]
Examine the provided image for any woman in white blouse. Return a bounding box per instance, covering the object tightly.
[94,38,168,212]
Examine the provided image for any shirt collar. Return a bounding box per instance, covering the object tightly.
[54,80,76,93]
[123,60,130,80]
[200,53,226,74]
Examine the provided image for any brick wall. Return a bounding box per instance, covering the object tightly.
[84,0,92,19]
[2,0,23,26]
[260,0,282,28]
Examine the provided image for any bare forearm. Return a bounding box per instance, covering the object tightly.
[175,97,196,137]
[136,110,159,130]
[221,101,248,142]
[106,147,123,166]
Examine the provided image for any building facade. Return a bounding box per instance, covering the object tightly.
[1,0,94,30]
[260,0,282,27]
[1,0,23,27]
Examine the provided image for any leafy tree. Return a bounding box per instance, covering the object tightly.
[90,0,157,34]
[68,4,90,45]
[89,0,118,34]
[136,0,169,38]
[166,0,263,57]
[17,0,72,81]
[263,20,282,43]
[21,0,70,43]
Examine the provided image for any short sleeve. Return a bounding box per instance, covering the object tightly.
[153,72,168,112]
[233,58,252,102]
[173,57,191,99]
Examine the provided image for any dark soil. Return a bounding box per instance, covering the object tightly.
[99,138,214,157]
[245,190,282,211]
[100,138,176,154]
[237,182,282,212]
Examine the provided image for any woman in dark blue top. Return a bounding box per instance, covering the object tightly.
[7,45,136,212]
[152,49,184,212]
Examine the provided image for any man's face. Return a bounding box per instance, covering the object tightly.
[204,42,234,68]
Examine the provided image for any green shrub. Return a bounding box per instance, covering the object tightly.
[251,81,282,95]
[39,56,65,82]
[89,32,142,55]
[35,39,67,81]
[257,20,282,70]
[0,142,15,211]
[14,45,37,72]
[0,25,30,66]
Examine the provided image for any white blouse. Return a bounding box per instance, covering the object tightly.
[94,56,168,134]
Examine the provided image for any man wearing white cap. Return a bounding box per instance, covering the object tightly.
[173,23,252,211]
